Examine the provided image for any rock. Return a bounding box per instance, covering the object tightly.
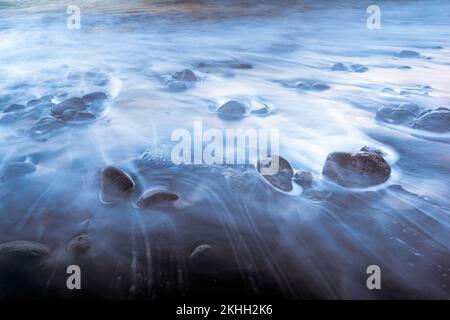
[136,188,179,208]
[257,155,294,192]
[30,117,64,137]
[101,166,135,204]
[0,240,50,260]
[397,50,421,58]
[172,69,197,82]
[350,64,368,73]
[230,63,253,69]
[376,106,415,124]
[217,100,246,119]
[51,97,86,115]
[412,110,450,132]
[310,83,330,91]
[66,235,91,255]
[399,102,419,114]
[190,244,213,261]
[357,146,385,156]
[436,107,450,111]
[398,65,412,70]
[293,171,313,188]
[167,81,188,92]
[4,104,25,113]
[331,62,347,71]
[322,152,391,188]
[59,110,96,122]
[0,113,17,125]
[82,92,107,104]
[1,162,36,180]
[251,104,270,115]
[27,99,42,107]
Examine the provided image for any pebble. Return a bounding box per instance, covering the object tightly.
[66,235,92,255]
[136,188,179,208]
[0,240,50,260]
[217,100,246,119]
[51,97,87,115]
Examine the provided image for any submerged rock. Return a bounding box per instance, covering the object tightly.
[397,50,421,58]
[59,110,96,122]
[30,117,64,137]
[66,235,91,255]
[293,171,313,188]
[190,244,213,260]
[322,152,391,188]
[82,92,107,104]
[0,113,17,125]
[257,155,294,192]
[1,162,36,180]
[310,83,330,91]
[399,102,419,114]
[167,81,188,92]
[230,63,253,69]
[4,104,25,113]
[27,99,42,107]
[101,166,136,204]
[412,109,450,132]
[136,188,179,208]
[331,62,347,71]
[172,69,197,82]
[376,106,415,124]
[251,104,270,115]
[51,97,86,115]
[0,240,50,260]
[217,100,246,119]
[350,64,368,73]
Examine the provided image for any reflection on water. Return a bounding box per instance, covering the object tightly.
[0,0,449,299]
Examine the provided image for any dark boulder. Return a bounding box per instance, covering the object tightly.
[322,152,391,188]
[257,155,294,192]
[100,166,136,204]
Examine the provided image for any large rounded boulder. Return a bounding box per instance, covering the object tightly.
[322,152,391,188]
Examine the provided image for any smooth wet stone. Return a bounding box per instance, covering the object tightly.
[376,106,415,124]
[257,155,294,192]
[66,235,91,255]
[82,92,107,103]
[0,113,16,125]
[293,171,313,188]
[51,97,87,115]
[0,240,50,260]
[172,69,197,82]
[136,188,179,208]
[322,152,391,188]
[399,102,419,114]
[2,162,36,179]
[397,50,421,58]
[101,166,135,204]
[251,104,270,115]
[4,104,25,113]
[331,62,347,71]
[167,81,188,92]
[27,99,42,107]
[412,110,450,132]
[30,117,64,136]
[351,64,368,73]
[59,110,96,122]
[230,63,253,69]
[217,100,246,119]
[398,65,412,70]
[310,83,330,91]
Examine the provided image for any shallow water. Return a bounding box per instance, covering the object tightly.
[0,0,449,299]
